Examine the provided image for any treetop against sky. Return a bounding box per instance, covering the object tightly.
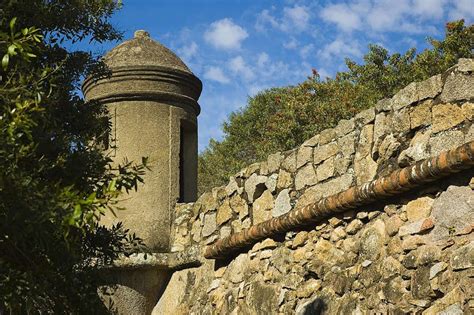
[79,0,473,151]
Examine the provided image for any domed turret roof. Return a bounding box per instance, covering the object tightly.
[103,30,192,73]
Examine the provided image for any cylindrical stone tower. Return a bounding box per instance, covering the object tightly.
[83,30,201,314]
[83,30,202,252]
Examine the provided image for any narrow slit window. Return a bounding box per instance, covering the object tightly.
[179,120,197,202]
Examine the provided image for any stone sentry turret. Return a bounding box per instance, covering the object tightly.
[83,30,201,251]
[82,30,202,314]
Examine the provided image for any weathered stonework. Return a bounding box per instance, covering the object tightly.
[153,60,474,315]
[85,37,474,315]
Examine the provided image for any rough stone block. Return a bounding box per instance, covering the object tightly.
[466,124,474,142]
[391,109,411,133]
[385,215,404,236]
[414,245,441,266]
[450,241,474,271]
[244,162,261,178]
[319,128,337,145]
[429,130,464,156]
[398,131,431,164]
[374,120,393,157]
[354,155,377,184]
[334,118,355,137]
[201,212,217,237]
[401,235,425,251]
[291,231,308,248]
[197,191,218,213]
[295,164,317,190]
[245,173,267,202]
[296,145,313,169]
[273,189,292,217]
[216,200,233,226]
[338,131,356,157]
[346,219,363,235]
[429,262,447,280]
[334,155,351,175]
[191,220,202,242]
[266,152,283,174]
[399,218,434,237]
[432,103,465,133]
[316,156,335,182]
[406,197,434,222]
[410,99,433,129]
[282,149,297,172]
[227,253,250,283]
[321,174,353,198]
[295,185,322,209]
[313,239,345,266]
[461,102,474,120]
[392,81,417,110]
[377,134,401,162]
[229,194,249,219]
[359,124,375,158]
[416,74,443,102]
[219,226,231,238]
[265,173,278,193]
[458,58,474,72]
[276,169,292,189]
[422,287,464,314]
[252,190,274,224]
[355,107,376,124]
[313,142,339,164]
[225,177,239,196]
[411,266,432,299]
[359,220,386,260]
[376,98,392,112]
[302,134,320,147]
[330,226,347,242]
[441,72,474,102]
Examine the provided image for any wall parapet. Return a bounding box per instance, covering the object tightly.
[156,58,474,314]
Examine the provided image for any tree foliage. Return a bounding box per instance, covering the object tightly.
[199,20,474,194]
[0,1,149,313]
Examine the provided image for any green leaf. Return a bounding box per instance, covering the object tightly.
[8,44,17,56]
[9,17,17,31]
[2,54,9,70]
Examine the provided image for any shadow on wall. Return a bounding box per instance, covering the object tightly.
[300,297,327,315]
[100,269,172,314]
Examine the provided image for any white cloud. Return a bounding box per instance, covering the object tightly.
[449,0,474,22]
[255,9,279,32]
[318,39,362,61]
[320,3,362,32]
[204,18,248,50]
[256,5,311,33]
[257,52,270,68]
[412,0,446,19]
[204,66,230,84]
[177,41,198,63]
[282,5,310,31]
[366,0,412,33]
[319,0,451,34]
[300,44,314,59]
[283,37,298,49]
[229,56,255,81]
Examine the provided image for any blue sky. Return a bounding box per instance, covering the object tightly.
[86,0,473,151]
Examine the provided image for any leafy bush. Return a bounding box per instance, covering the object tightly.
[0,1,150,313]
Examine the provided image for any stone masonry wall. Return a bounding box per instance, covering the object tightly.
[153,59,474,314]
